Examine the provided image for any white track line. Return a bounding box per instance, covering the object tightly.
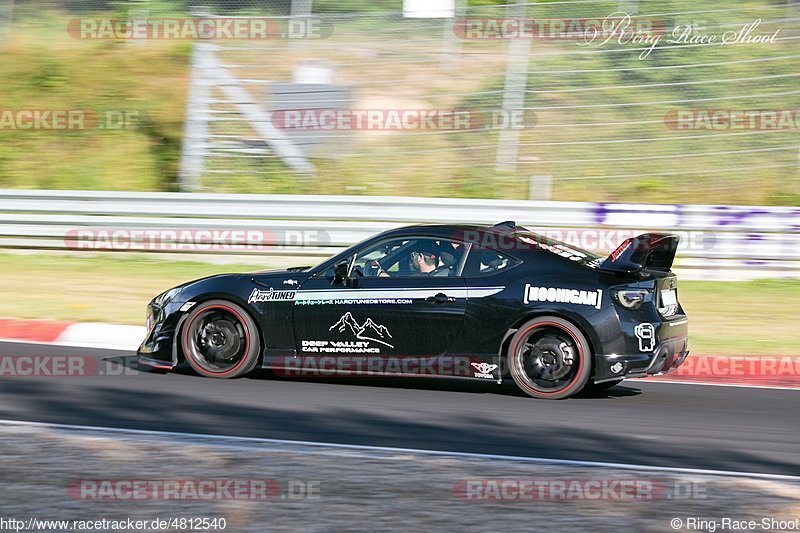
[1,418,798,482]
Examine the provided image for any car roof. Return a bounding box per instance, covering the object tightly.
[382,221,517,238]
[375,222,535,255]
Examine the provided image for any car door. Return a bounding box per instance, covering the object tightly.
[292,236,468,360]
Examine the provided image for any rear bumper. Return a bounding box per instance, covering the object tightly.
[594,335,689,383]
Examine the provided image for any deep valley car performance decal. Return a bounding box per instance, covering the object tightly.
[523,284,603,309]
[302,312,394,354]
[330,312,394,348]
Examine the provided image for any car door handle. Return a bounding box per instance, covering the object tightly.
[426,293,454,304]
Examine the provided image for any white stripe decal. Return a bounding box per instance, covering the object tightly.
[295,287,504,302]
[298,286,503,294]
[467,287,504,298]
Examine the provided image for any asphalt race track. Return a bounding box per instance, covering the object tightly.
[0,341,797,476]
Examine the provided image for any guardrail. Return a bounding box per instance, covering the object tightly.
[0,189,798,280]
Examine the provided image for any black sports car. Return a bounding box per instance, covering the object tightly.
[138,222,689,399]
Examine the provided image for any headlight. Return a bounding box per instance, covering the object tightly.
[613,288,653,310]
[154,287,182,307]
[146,306,154,332]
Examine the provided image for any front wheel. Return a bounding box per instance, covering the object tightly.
[507,316,592,399]
[181,299,260,378]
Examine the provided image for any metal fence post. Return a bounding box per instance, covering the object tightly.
[529,175,553,201]
[495,3,531,173]
[178,43,214,192]
[440,0,466,69]
[290,0,312,52]
[0,0,13,46]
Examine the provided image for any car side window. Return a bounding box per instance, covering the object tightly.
[352,237,467,278]
[463,248,519,277]
[351,239,407,277]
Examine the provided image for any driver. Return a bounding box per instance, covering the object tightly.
[409,241,440,275]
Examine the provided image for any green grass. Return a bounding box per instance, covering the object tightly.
[0,14,190,191]
[0,252,268,325]
[0,251,797,355]
[677,279,800,356]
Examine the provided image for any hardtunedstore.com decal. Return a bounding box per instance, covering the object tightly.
[523,284,603,310]
[295,297,413,307]
[247,287,296,303]
[302,313,394,354]
[635,323,656,352]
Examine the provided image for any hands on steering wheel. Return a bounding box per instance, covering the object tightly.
[365,260,387,277]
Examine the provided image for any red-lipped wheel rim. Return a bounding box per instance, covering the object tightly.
[183,305,250,376]
[511,322,584,397]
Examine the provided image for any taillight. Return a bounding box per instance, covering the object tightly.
[613,288,653,310]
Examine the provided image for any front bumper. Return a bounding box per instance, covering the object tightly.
[594,335,689,383]
[136,300,187,369]
[138,354,176,370]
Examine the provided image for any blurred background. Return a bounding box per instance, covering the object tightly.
[0,0,798,355]
[1,0,798,204]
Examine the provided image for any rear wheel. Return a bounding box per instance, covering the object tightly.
[181,300,260,378]
[507,317,592,399]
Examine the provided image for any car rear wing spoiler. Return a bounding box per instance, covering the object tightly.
[599,233,680,273]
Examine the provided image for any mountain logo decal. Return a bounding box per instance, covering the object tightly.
[329,312,394,348]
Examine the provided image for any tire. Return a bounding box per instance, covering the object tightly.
[181,299,260,378]
[507,316,592,399]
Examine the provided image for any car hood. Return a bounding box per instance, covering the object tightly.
[249,266,313,275]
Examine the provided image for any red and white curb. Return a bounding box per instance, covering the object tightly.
[0,318,145,352]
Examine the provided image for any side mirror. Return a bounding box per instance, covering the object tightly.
[333,261,349,285]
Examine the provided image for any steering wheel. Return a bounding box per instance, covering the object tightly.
[364,260,384,277]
